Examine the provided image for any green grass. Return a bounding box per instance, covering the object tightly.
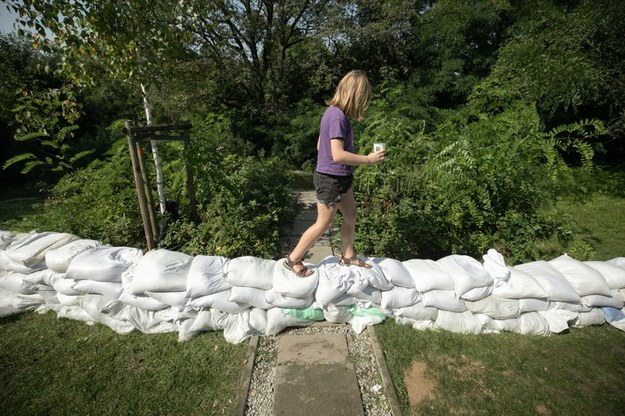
[375,320,625,416]
[0,311,248,416]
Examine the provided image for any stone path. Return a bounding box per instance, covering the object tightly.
[238,189,402,416]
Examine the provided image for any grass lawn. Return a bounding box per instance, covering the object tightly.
[0,311,248,416]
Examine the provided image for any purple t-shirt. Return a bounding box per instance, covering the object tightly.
[316,106,355,176]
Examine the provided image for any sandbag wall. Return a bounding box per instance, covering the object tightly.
[2,230,625,344]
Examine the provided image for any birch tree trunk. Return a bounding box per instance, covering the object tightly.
[140,82,167,215]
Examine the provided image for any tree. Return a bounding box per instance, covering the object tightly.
[7,0,192,214]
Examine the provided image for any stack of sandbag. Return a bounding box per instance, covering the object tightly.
[3,229,625,344]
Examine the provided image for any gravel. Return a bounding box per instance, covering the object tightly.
[243,323,394,416]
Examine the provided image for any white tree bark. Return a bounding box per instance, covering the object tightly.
[140,82,167,215]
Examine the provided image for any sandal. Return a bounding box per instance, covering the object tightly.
[284,256,314,278]
[339,256,372,269]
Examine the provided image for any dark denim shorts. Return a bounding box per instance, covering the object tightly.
[314,171,353,206]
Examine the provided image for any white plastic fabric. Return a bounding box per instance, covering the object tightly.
[394,302,439,321]
[492,267,548,299]
[380,286,421,312]
[437,254,493,297]
[229,286,273,309]
[67,246,142,283]
[514,261,581,303]
[185,255,230,299]
[4,231,78,267]
[549,254,611,297]
[272,258,319,298]
[45,239,102,273]
[466,295,520,320]
[373,257,415,288]
[265,289,314,308]
[584,261,625,290]
[222,256,275,289]
[421,289,468,312]
[403,259,455,292]
[128,249,191,294]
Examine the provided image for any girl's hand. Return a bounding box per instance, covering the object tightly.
[367,150,386,165]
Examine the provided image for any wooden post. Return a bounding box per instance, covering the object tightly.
[136,142,158,240]
[125,120,155,250]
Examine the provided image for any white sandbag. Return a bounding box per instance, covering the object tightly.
[466,295,520,320]
[346,284,381,306]
[0,272,40,294]
[380,286,421,312]
[72,280,123,299]
[187,289,249,314]
[403,259,454,292]
[56,292,81,306]
[373,257,415,288]
[57,304,96,324]
[0,250,46,273]
[223,309,258,344]
[395,316,435,331]
[272,258,319,298]
[49,274,83,296]
[127,249,190,294]
[584,261,625,290]
[550,301,591,313]
[357,259,393,291]
[461,284,493,301]
[0,231,15,249]
[538,309,577,333]
[573,308,605,327]
[492,268,548,299]
[323,304,353,323]
[145,291,188,308]
[475,314,500,334]
[265,289,314,308]
[117,290,168,311]
[222,256,275,289]
[22,269,58,286]
[518,298,550,313]
[5,231,78,267]
[434,310,483,334]
[491,318,521,333]
[185,255,230,299]
[314,258,354,308]
[482,249,510,281]
[229,286,273,309]
[45,239,102,273]
[437,254,493,296]
[249,308,268,335]
[549,254,611,297]
[514,261,581,303]
[517,312,550,335]
[349,314,386,334]
[582,290,625,309]
[109,304,177,334]
[79,295,135,334]
[394,301,439,321]
[265,307,314,335]
[67,246,142,283]
[421,289,467,312]
[607,257,625,269]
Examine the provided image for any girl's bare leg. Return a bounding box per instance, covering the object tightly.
[337,188,357,259]
[288,202,338,262]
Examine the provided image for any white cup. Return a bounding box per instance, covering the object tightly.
[373,143,386,152]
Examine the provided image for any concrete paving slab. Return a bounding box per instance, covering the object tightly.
[273,363,364,416]
[277,334,348,365]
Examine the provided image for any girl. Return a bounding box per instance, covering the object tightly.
[284,70,386,277]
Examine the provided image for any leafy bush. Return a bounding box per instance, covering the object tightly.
[351,98,597,264]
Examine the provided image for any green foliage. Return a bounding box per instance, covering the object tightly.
[352,96,592,263]
[4,85,93,175]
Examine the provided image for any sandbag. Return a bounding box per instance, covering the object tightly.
[434,310,483,334]
[272,258,319,298]
[222,256,275,289]
[0,231,15,250]
[461,284,493,302]
[395,301,439,321]
[482,249,510,281]
[549,254,611,297]
[421,289,468,312]
[187,289,249,314]
[518,298,550,313]
[403,259,454,292]
[314,258,354,307]
[323,304,353,323]
[581,290,625,309]
[516,312,549,335]
[117,290,168,311]
[466,295,520,320]
[185,255,230,299]
[492,267,548,299]
[45,239,102,273]
[248,308,268,335]
[355,259,393,291]
[349,314,386,334]
[223,310,258,344]
[67,246,142,283]
[229,286,273,309]
[128,249,191,294]
[5,231,78,267]
[437,254,493,297]
[373,257,415,288]
[0,250,46,273]
[584,261,625,290]
[145,291,188,308]
[346,284,381,307]
[380,286,421,312]
[0,272,40,295]
[265,307,314,335]
[395,316,435,331]
[72,280,123,299]
[265,289,314,309]
[538,309,577,333]
[573,308,606,327]
[514,261,581,303]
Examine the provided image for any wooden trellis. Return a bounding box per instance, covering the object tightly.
[123,121,198,250]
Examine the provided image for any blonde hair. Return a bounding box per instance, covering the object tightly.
[327,70,372,121]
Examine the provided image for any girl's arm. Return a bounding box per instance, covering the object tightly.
[330,138,385,165]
